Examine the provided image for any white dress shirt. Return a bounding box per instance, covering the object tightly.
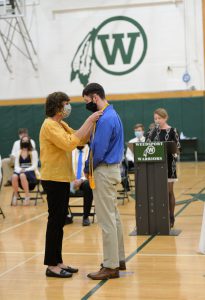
[11,139,36,157]
[14,150,38,174]
[72,144,89,180]
[126,136,145,162]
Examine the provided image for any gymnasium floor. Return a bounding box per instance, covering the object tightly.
[0,162,205,300]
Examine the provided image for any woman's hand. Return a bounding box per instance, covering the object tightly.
[88,111,103,123]
[75,110,103,141]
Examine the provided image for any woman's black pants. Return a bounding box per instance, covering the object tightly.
[42,180,70,266]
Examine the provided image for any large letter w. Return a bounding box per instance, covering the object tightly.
[97,32,140,65]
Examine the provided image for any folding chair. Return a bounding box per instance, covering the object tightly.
[128,168,135,191]
[68,189,95,223]
[117,159,130,205]
[11,179,43,206]
[0,207,5,218]
[125,144,135,190]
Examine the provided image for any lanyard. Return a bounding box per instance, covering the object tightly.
[89,103,109,189]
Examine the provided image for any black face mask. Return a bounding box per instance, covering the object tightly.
[86,101,98,112]
[22,142,30,148]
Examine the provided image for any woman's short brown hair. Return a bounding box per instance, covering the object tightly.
[45,92,70,117]
[154,108,169,119]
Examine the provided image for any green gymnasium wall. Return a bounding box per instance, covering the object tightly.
[0,96,205,160]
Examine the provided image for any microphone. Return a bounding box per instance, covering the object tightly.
[155,122,160,129]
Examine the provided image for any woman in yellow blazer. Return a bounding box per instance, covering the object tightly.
[40,91,102,278]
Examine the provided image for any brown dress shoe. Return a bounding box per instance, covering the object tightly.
[100,261,126,271]
[87,267,119,280]
[119,260,126,270]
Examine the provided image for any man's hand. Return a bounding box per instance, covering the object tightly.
[84,173,89,179]
[73,179,83,189]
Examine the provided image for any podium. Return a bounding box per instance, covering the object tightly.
[133,141,177,235]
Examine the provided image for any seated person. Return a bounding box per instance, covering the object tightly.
[11,136,39,206]
[2,128,36,187]
[66,144,93,226]
[120,154,130,192]
[126,123,145,170]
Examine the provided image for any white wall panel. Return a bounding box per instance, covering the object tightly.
[0,0,204,100]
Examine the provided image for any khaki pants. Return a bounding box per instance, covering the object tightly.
[2,156,15,183]
[93,164,125,269]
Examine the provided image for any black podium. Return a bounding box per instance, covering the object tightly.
[133,141,178,235]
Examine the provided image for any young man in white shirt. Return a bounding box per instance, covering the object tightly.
[2,128,36,186]
[126,123,145,170]
[66,144,93,226]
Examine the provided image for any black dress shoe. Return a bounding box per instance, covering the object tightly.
[82,217,90,226]
[170,216,175,228]
[65,216,73,225]
[61,265,78,273]
[46,268,72,278]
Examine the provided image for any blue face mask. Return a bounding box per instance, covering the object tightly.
[134,131,144,138]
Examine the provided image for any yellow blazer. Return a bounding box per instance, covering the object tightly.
[40,118,81,182]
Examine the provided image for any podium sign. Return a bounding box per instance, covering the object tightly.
[134,142,165,162]
[134,142,170,235]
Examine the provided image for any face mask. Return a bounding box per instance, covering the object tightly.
[86,101,98,113]
[134,131,144,138]
[22,142,30,148]
[62,103,72,118]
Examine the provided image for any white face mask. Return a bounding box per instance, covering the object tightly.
[62,103,72,118]
[134,131,144,139]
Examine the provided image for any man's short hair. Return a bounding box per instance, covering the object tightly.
[45,92,70,117]
[18,128,28,135]
[82,83,105,99]
[134,123,144,131]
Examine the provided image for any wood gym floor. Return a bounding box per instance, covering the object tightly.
[0,162,205,300]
